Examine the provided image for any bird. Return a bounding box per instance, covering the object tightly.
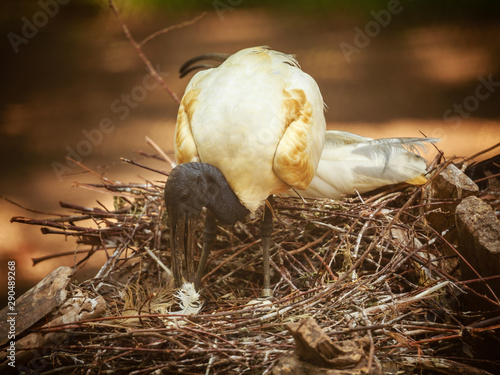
[165,46,326,297]
[165,46,438,297]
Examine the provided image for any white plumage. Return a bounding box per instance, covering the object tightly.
[175,46,326,212]
[300,130,436,199]
[175,47,437,205]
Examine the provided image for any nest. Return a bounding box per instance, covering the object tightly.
[5,152,500,375]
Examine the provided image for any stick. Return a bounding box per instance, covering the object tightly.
[108,0,181,104]
[145,136,177,169]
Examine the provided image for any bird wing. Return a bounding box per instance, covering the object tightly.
[272,62,326,191]
[300,130,438,199]
[273,86,325,190]
[174,79,205,164]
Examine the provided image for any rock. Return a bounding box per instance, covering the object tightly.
[43,287,106,328]
[455,196,500,309]
[0,266,72,346]
[272,355,353,375]
[424,163,479,230]
[0,278,106,372]
[272,318,381,375]
[423,164,479,263]
[427,163,479,201]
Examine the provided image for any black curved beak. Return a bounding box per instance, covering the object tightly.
[169,213,197,288]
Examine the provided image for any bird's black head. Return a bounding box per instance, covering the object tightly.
[165,162,249,227]
[165,162,212,225]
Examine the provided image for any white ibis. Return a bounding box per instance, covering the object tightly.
[165,46,437,297]
[165,46,325,297]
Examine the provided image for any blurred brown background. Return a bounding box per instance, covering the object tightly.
[1,0,499,303]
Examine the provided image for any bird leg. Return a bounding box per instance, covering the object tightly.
[260,199,274,297]
[195,211,217,290]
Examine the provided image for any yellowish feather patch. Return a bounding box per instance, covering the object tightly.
[405,174,428,185]
[175,89,200,164]
[273,88,315,190]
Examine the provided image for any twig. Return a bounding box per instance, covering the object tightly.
[139,13,206,47]
[121,157,169,176]
[288,230,332,255]
[463,142,500,163]
[108,0,181,104]
[32,248,106,266]
[66,157,117,185]
[1,195,65,217]
[145,136,177,168]
[144,247,172,279]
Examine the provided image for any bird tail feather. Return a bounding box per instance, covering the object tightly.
[299,131,439,199]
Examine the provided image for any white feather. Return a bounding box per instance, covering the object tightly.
[173,282,203,315]
[299,130,439,199]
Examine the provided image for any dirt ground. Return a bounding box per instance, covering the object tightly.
[1,2,499,298]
